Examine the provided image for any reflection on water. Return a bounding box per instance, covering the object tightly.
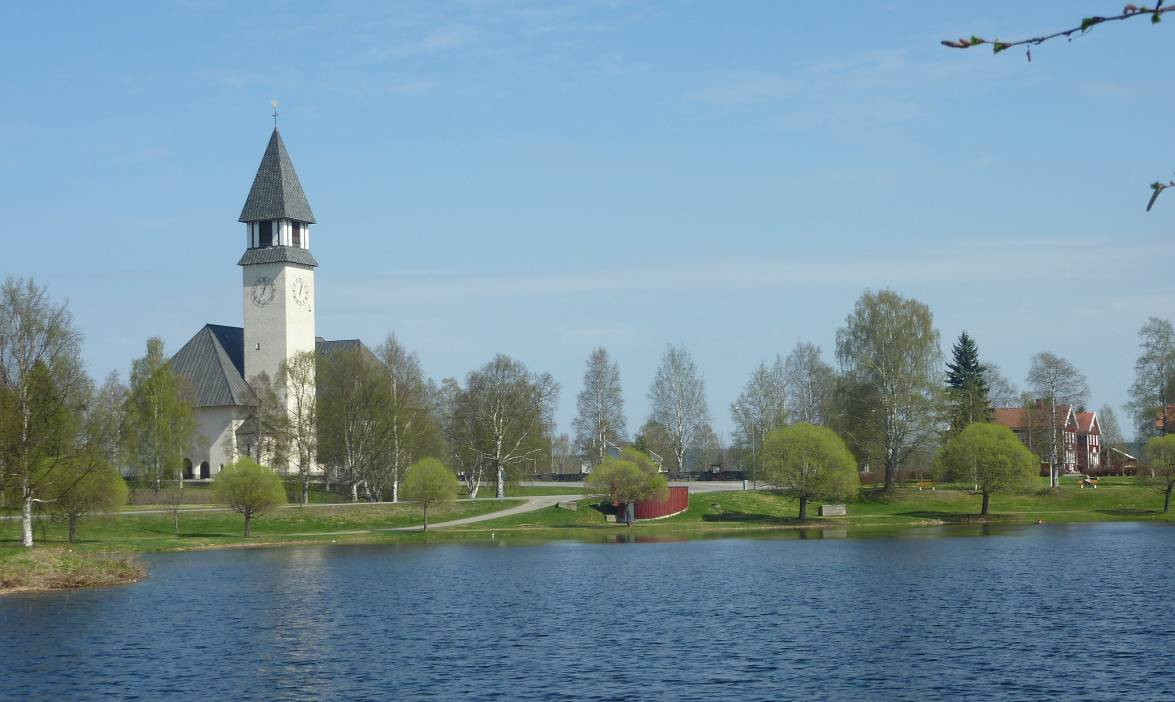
[3,522,1175,701]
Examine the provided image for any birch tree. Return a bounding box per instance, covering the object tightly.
[242,371,288,469]
[376,335,441,502]
[279,351,318,505]
[1128,317,1175,439]
[783,342,834,426]
[457,355,558,498]
[317,346,390,501]
[983,363,1020,409]
[647,344,710,472]
[835,289,942,490]
[572,347,627,465]
[0,278,93,547]
[1026,351,1089,488]
[123,337,195,493]
[730,356,786,483]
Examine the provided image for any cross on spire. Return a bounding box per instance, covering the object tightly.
[271,99,279,129]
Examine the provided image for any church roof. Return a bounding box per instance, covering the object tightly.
[170,325,256,408]
[238,246,318,268]
[171,326,371,409]
[238,129,316,224]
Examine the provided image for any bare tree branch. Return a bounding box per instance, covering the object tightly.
[941,3,1172,55]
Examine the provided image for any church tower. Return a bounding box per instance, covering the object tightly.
[238,128,318,395]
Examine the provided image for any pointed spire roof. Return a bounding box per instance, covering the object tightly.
[238,129,316,224]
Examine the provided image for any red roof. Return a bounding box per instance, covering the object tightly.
[992,404,1075,431]
[1076,411,1098,434]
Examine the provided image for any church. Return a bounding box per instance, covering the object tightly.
[169,127,358,479]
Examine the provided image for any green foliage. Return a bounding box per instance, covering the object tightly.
[401,458,458,530]
[835,289,942,489]
[1140,435,1175,512]
[585,451,669,524]
[936,423,1038,515]
[212,458,287,536]
[123,337,195,490]
[760,423,859,519]
[49,465,128,530]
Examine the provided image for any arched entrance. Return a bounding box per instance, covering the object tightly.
[199,461,211,479]
[182,458,193,480]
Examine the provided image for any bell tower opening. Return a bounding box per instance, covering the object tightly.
[258,220,273,248]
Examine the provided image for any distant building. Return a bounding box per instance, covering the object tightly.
[992,401,1086,474]
[169,128,365,479]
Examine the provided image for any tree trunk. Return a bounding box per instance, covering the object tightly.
[423,504,429,532]
[981,491,991,516]
[798,495,808,521]
[350,481,358,503]
[21,487,34,548]
[1165,484,1172,514]
[68,514,78,543]
[244,512,253,537]
[392,467,399,503]
[883,454,897,491]
[496,465,505,499]
[301,471,310,506]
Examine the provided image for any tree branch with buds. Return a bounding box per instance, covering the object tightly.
[943,3,1173,211]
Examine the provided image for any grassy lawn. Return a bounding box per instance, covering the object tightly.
[0,499,524,555]
[457,480,1175,539]
[469,485,587,499]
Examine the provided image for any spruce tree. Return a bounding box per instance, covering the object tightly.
[945,331,991,432]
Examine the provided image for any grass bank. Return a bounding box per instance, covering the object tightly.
[0,547,144,594]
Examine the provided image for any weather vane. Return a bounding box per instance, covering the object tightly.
[271,100,279,128]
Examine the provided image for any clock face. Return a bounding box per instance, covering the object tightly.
[292,278,310,307]
[250,276,276,307]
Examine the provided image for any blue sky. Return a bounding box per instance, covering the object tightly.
[2,1,1172,440]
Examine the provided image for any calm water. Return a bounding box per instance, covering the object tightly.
[3,523,1174,701]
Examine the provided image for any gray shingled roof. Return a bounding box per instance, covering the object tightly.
[238,246,319,268]
[171,326,372,409]
[170,325,256,408]
[317,338,367,361]
[238,129,316,224]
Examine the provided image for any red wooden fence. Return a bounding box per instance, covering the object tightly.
[632,486,689,520]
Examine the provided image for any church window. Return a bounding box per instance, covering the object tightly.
[292,221,302,248]
[259,220,273,247]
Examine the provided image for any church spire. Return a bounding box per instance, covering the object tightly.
[238,129,316,224]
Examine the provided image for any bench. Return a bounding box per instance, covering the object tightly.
[819,504,847,517]
[916,481,936,491]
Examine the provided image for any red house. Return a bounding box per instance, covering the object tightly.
[992,401,1080,474]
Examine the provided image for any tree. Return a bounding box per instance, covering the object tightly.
[1141,435,1175,513]
[1128,318,1175,440]
[376,335,444,502]
[584,449,669,526]
[1026,352,1089,488]
[572,347,627,465]
[241,371,288,469]
[936,423,1038,516]
[730,357,787,485]
[835,289,942,490]
[945,331,991,433]
[760,423,858,521]
[783,342,834,426]
[0,278,95,548]
[455,355,558,499]
[50,465,128,543]
[401,457,458,531]
[213,457,286,536]
[647,344,710,472]
[279,350,318,505]
[123,337,195,493]
[633,419,672,470]
[1098,405,1127,473]
[942,4,1175,210]
[317,345,391,502]
[984,363,1020,409]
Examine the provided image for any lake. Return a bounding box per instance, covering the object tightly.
[3,522,1174,701]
